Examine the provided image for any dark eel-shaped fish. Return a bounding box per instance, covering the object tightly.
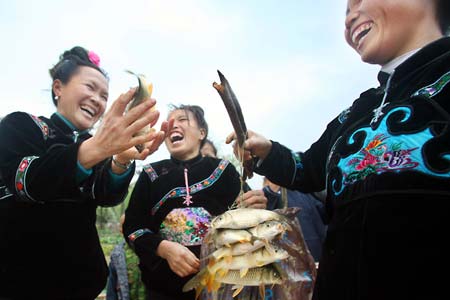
[213,70,254,180]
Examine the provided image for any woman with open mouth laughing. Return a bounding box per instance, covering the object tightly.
[0,46,170,299]
[123,104,267,300]
[226,1,450,299]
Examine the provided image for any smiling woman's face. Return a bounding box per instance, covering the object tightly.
[54,66,109,131]
[344,0,442,65]
[165,109,206,161]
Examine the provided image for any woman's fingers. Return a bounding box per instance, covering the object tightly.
[123,98,158,127]
[93,89,167,159]
[126,110,160,138]
[240,190,268,209]
[129,130,166,159]
[226,132,236,144]
[109,88,137,116]
[168,245,200,277]
[161,118,175,136]
[134,119,173,159]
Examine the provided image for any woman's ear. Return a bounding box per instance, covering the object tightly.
[52,79,63,98]
[199,128,207,140]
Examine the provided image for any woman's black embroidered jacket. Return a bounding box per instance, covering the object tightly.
[255,37,450,299]
[0,112,133,299]
[123,154,241,299]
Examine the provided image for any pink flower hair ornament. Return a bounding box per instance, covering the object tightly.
[88,50,100,67]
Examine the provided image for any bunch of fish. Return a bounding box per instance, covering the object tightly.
[125,70,155,152]
[183,208,317,300]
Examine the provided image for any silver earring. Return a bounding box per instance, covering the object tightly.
[54,96,59,101]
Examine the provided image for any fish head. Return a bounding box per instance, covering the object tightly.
[270,245,290,261]
[262,267,283,285]
[211,211,231,229]
[256,220,286,238]
[125,70,153,110]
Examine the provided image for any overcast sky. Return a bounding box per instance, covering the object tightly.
[0,0,380,188]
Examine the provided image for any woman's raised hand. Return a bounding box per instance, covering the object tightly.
[226,129,272,162]
[78,88,172,169]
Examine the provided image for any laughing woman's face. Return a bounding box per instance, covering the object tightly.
[54,66,109,131]
[344,0,442,65]
[165,109,206,161]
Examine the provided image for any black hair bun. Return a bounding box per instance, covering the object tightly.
[60,46,90,65]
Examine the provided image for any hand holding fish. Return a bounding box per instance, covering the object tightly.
[157,240,200,278]
[112,115,174,171]
[236,190,268,209]
[226,130,272,162]
[78,88,167,169]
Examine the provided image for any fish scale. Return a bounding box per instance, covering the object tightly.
[218,266,282,286]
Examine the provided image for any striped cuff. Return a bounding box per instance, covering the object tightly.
[128,228,153,246]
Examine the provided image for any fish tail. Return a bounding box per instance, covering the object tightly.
[182,268,207,292]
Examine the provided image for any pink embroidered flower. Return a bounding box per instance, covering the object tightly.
[19,160,29,171]
[88,51,100,67]
[355,154,377,170]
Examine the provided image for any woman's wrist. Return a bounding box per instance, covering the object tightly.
[112,156,134,170]
[78,138,106,169]
[257,140,273,160]
[156,240,170,259]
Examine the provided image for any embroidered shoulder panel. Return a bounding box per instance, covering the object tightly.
[143,163,158,182]
[15,156,41,203]
[28,114,49,141]
[332,106,450,195]
[412,70,450,98]
[151,159,230,215]
[159,207,212,246]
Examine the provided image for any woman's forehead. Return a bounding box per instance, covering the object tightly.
[169,109,187,117]
[168,109,195,120]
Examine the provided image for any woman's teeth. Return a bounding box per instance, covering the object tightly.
[352,23,373,46]
[170,133,184,143]
[81,106,95,117]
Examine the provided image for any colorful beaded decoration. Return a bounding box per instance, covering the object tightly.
[413,70,450,98]
[151,160,229,215]
[159,207,212,246]
[15,156,39,202]
[143,163,158,182]
[127,228,153,246]
[29,114,49,140]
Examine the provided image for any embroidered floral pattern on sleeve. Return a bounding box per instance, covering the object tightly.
[15,156,39,202]
[143,163,158,182]
[412,70,450,98]
[159,207,212,246]
[151,160,230,215]
[29,114,49,140]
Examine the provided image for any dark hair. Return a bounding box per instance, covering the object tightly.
[436,0,450,34]
[49,46,108,105]
[202,138,218,156]
[168,104,209,147]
